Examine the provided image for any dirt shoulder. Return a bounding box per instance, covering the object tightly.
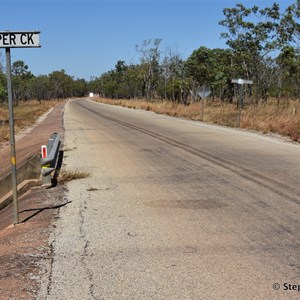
[0,102,65,178]
[0,101,65,299]
[0,185,66,300]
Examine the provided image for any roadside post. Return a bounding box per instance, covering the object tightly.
[0,31,40,224]
[231,78,253,127]
[40,133,62,187]
[196,85,211,121]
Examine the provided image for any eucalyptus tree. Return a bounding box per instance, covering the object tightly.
[94,61,137,99]
[185,46,211,92]
[219,3,281,100]
[99,70,118,99]
[89,76,103,97]
[185,46,233,101]
[160,47,186,102]
[0,75,6,105]
[48,69,73,99]
[135,38,162,100]
[12,60,34,104]
[278,1,300,47]
[0,63,6,105]
[276,46,300,98]
[275,1,300,99]
[72,78,88,98]
[123,63,144,99]
[31,75,51,102]
[114,60,130,98]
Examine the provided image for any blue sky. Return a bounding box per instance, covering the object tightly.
[0,0,295,80]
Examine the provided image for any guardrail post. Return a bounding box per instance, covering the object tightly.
[40,133,61,187]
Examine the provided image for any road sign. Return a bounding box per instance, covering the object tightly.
[1,30,41,224]
[231,79,253,85]
[231,78,253,128]
[196,85,211,121]
[197,85,211,99]
[0,31,40,48]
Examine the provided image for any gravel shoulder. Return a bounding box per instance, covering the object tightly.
[0,185,66,300]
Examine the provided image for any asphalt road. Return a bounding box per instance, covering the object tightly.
[45,98,300,300]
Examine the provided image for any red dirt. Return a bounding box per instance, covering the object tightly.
[0,102,65,299]
[0,103,65,178]
[0,185,66,299]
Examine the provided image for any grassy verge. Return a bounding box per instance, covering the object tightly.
[0,100,62,144]
[96,98,300,142]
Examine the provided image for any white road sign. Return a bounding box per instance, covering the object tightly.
[0,31,40,48]
[197,85,211,99]
[231,78,253,85]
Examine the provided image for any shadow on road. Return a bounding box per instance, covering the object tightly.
[19,200,72,223]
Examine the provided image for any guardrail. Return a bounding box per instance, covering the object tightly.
[0,133,63,212]
[40,133,63,186]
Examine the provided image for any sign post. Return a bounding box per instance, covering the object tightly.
[1,31,40,224]
[5,47,19,224]
[231,79,253,127]
[196,85,211,121]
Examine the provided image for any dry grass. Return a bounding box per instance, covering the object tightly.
[242,101,300,142]
[58,169,90,184]
[0,100,62,144]
[96,97,300,142]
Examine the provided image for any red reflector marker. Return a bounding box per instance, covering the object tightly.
[41,145,47,158]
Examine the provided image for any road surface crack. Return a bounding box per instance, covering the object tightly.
[79,193,96,300]
[46,241,55,297]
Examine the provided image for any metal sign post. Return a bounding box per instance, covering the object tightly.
[5,48,19,224]
[231,79,253,127]
[196,85,211,121]
[1,31,40,225]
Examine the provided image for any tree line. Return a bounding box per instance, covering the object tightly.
[91,1,300,103]
[0,61,88,105]
[1,1,299,105]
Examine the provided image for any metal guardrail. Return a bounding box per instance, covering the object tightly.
[0,133,63,214]
[41,133,62,185]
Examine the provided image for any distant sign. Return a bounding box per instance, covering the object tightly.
[0,31,40,48]
[231,79,253,85]
[197,85,211,99]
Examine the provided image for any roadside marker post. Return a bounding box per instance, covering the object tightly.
[41,145,47,159]
[40,133,61,187]
[231,78,253,127]
[41,144,51,186]
[1,31,41,224]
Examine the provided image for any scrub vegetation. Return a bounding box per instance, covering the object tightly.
[58,169,90,184]
[0,99,60,143]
